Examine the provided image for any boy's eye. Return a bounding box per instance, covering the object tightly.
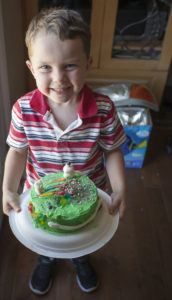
[40,65,51,71]
[65,64,77,70]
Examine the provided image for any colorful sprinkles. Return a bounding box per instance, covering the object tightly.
[29,174,95,218]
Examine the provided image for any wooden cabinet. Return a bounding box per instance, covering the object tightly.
[87,0,172,105]
[24,0,172,105]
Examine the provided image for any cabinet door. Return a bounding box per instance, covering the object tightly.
[88,0,172,104]
[100,0,172,71]
[90,0,105,68]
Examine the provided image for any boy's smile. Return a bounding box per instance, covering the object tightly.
[26,33,92,105]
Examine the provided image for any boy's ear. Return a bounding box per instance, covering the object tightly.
[26,60,35,76]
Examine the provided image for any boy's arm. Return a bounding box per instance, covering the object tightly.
[104,148,126,219]
[2,147,28,216]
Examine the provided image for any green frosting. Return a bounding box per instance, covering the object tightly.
[29,172,98,233]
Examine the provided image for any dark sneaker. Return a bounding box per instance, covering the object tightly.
[29,256,55,295]
[72,255,99,293]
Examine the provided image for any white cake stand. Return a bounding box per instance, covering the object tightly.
[9,188,119,258]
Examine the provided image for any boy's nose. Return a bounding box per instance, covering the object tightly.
[52,68,65,83]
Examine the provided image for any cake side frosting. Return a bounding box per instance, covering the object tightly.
[29,168,99,233]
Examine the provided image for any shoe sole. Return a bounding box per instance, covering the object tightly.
[29,278,52,295]
[76,275,99,293]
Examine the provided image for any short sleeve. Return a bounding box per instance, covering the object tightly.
[6,101,29,149]
[99,100,126,151]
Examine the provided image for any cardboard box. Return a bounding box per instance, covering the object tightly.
[118,108,152,168]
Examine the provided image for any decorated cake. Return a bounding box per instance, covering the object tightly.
[28,163,101,233]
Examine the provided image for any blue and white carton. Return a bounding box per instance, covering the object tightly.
[117,107,152,168]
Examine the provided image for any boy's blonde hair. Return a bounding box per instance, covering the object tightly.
[25,8,91,58]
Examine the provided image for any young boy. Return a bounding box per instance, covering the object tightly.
[2,8,126,295]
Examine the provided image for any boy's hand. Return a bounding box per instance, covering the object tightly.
[2,191,21,216]
[104,149,126,219]
[107,190,126,219]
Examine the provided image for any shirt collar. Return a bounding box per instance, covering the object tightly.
[30,89,50,115]
[30,84,97,118]
[78,84,97,118]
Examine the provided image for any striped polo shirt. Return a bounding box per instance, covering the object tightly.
[7,84,126,190]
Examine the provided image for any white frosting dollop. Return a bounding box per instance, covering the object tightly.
[35,179,44,195]
[63,162,75,178]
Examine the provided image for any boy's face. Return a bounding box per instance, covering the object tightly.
[26,33,92,104]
